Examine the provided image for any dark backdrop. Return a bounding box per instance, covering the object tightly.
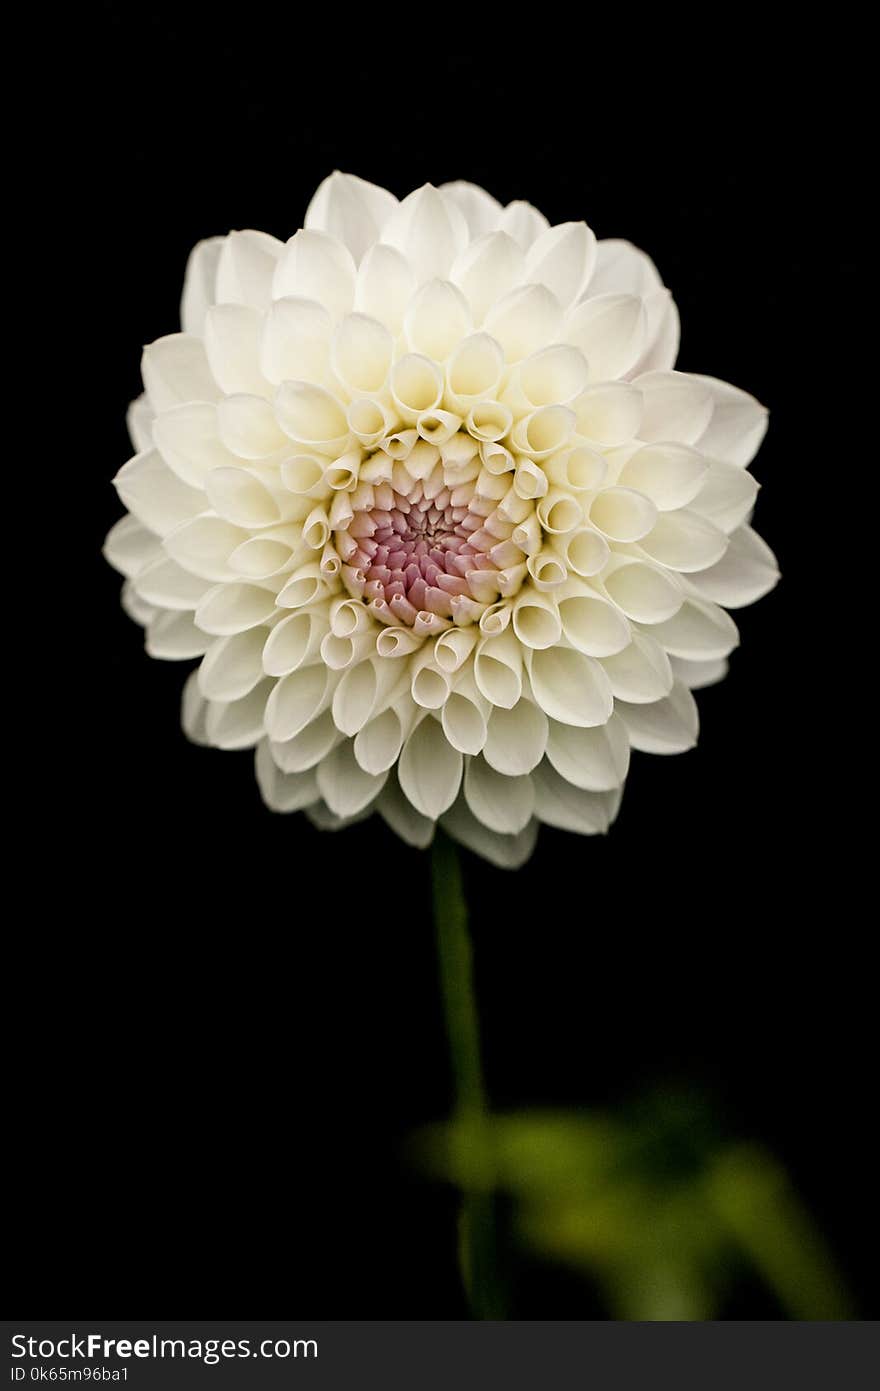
[11,5,871,1317]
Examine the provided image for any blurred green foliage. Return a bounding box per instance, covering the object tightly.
[412,1090,852,1319]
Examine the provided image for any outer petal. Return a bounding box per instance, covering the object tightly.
[691,375,769,467]
[180,236,224,335]
[381,184,469,282]
[523,221,597,309]
[616,681,699,754]
[141,334,220,412]
[439,181,503,238]
[531,761,617,833]
[215,230,284,311]
[305,171,398,263]
[463,757,535,835]
[398,715,463,818]
[441,795,538,869]
[272,230,357,318]
[689,524,780,608]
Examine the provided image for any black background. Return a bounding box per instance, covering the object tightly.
[10,5,871,1318]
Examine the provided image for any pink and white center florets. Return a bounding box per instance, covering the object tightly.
[334,432,531,633]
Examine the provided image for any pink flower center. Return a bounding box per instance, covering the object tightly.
[335,476,506,628]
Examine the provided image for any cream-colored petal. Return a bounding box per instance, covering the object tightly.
[317,738,388,817]
[272,229,357,318]
[142,334,220,412]
[526,646,613,727]
[305,171,397,263]
[204,304,270,397]
[441,795,538,868]
[398,714,463,819]
[381,184,469,282]
[545,713,630,792]
[616,681,699,754]
[113,450,204,538]
[482,698,548,775]
[256,739,319,813]
[531,761,616,834]
[180,236,224,336]
[688,524,779,608]
[215,229,284,310]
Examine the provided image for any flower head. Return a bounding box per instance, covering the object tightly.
[105,173,778,867]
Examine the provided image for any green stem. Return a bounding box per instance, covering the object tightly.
[432,829,505,1319]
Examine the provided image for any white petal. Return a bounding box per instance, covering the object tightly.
[616,681,698,754]
[145,610,210,660]
[601,556,683,624]
[195,582,277,636]
[332,312,394,393]
[557,586,631,657]
[483,283,563,361]
[354,243,416,333]
[639,509,728,572]
[633,289,680,374]
[600,632,673,703]
[103,514,159,578]
[689,459,759,534]
[275,381,349,454]
[450,230,525,324]
[180,236,223,335]
[565,293,647,380]
[142,334,219,412]
[255,740,319,813]
[483,698,548,775]
[398,715,463,818]
[216,393,289,460]
[215,229,284,310]
[163,514,246,580]
[260,297,332,385]
[571,383,642,446]
[272,229,357,318]
[496,200,550,250]
[689,524,779,608]
[181,668,210,745]
[204,304,270,397]
[265,664,334,743]
[618,443,708,511]
[152,401,237,487]
[121,581,157,628]
[377,773,435,849]
[464,756,534,834]
[692,374,768,467]
[531,761,616,834]
[650,599,739,660]
[198,628,267,701]
[636,370,715,444]
[589,239,662,297]
[204,466,287,528]
[381,184,469,282]
[589,487,657,543]
[669,656,729,690]
[474,631,523,709]
[113,450,204,537]
[354,705,407,775]
[317,738,388,817]
[205,680,272,750]
[127,394,154,453]
[441,795,538,869]
[545,713,630,792]
[305,171,397,263]
[523,221,596,309]
[133,553,211,610]
[270,708,341,772]
[440,180,503,238]
[526,646,614,727]
[405,280,471,361]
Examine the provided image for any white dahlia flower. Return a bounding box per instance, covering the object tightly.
[105,173,778,868]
